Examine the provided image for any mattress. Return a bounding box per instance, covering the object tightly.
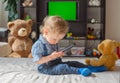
[0,57,120,83]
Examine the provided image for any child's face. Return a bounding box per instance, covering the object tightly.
[44,29,65,44]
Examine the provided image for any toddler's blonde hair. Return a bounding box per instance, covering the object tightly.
[40,16,69,34]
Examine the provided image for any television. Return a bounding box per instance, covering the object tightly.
[47,1,78,21]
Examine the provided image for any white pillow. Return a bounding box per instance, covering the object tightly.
[0,42,11,57]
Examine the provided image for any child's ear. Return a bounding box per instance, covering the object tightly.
[43,28,49,35]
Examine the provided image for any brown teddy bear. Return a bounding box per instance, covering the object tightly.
[22,0,33,7]
[7,19,33,58]
[85,39,119,70]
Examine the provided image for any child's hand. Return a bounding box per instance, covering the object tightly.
[50,51,64,59]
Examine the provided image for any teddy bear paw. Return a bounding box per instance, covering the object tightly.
[85,58,91,65]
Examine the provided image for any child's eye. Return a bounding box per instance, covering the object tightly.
[53,38,56,41]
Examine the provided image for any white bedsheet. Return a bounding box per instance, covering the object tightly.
[0,57,120,83]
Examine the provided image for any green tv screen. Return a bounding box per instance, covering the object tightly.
[48,1,77,20]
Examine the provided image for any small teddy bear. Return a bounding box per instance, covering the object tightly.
[85,39,119,70]
[88,0,101,6]
[22,0,33,7]
[7,19,33,58]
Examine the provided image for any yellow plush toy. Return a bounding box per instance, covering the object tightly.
[85,39,119,70]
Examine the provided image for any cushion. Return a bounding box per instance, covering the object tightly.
[0,42,11,57]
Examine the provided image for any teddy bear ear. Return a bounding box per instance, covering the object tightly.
[27,19,32,26]
[98,43,104,52]
[112,40,120,47]
[7,22,14,29]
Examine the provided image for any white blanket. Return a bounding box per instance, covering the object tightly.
[0,57,120,83]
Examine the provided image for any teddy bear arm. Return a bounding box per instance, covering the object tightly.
[25,39,33,50]
[8,36,16,47]
[114,54,118,60]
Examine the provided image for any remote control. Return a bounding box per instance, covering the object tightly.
[61,43,76,52]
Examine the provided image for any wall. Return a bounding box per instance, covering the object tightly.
[0,0,8,27]
[106,0,120,41]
